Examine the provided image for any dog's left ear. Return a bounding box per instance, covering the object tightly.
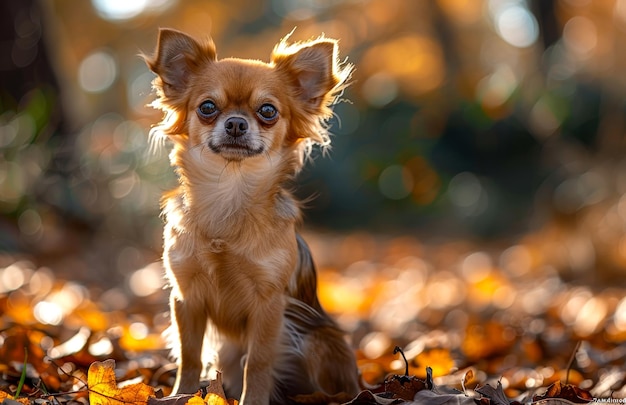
[272,37,349,112]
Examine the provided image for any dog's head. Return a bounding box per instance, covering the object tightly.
[144,28,351,166]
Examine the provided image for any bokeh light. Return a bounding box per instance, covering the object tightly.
[17,209,42,238]
[361,34,445,97]
[615,297,626,331]
[0,262,29,292]
[91,0,176,21]
[33,301,64,326]
[129,262,165,297]
[476,64,518,109]
[448,172,488,218]
[92,0,147,21]
[89,335,114,357]
[78,50,118,93]
[492,2,539,48]
[361,72,398,108]
[378,165,413,200]
[573,297,607,337]
[562,16,597,58]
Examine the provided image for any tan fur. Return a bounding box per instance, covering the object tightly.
[144,29,358,404]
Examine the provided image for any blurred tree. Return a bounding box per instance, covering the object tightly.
[0,0,70,250]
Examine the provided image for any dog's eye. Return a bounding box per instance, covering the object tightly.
[257,104,278,122]
[198,100,218,118]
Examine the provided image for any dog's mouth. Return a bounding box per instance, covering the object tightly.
[208,137,264,160]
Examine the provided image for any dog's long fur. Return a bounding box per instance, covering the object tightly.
[143,28,358,404]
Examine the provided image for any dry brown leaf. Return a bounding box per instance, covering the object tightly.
[461,369,474,394]
[461,321,514,361]
[476,381,511,405]
[204,372,227,398]
[147,394,196,405]
[202,372,237,405]
[342,390,403,404]
[532,381,592,404]
[413,389,477,405]
[532,400,585,405]
[0,327,48,372]
[88,359,156,405]
[384,375,427,400]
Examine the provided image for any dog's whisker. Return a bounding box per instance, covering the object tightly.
[260,140,274,166]
[217,160,230,185]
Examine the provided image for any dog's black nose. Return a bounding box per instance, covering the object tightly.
[224,117,248,137]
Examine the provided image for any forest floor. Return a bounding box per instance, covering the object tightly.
[0,225,625,404]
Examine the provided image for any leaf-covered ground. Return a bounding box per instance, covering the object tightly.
[0,227,625,404]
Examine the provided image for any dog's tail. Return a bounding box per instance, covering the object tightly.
[287,234,326,313]
[279,234,361,400]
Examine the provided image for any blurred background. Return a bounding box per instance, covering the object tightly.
[1,0,626,311]
[2,2,626,392]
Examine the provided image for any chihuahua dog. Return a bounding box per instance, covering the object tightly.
[143,28,358,404]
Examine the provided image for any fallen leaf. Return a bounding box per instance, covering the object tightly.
[476,381,511,405]
[463,369,474,385]
[188,396,207,405]
[532,400,584,405]
[147,394,196,405]
[74,300,111,331]
[358,360,386,386]
[0,390,30,405]
[2,399,30,405]
[205,393,237,405]
[147,373,237,405]
[461,321,514,361]
[88,359,156,405]
[413,389,476,405]
[384,374,427,400]
[0,327,48,373]
[342,390,403,404]
[203,372,237,405]
[532,381,592,404]
[413,349,455,379]
[204,372,227,398]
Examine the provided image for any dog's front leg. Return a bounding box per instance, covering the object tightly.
[239,295,285,405]
[171,294,207,395]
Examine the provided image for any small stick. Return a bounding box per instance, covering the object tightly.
[393,346,409,377]
[565,341,582,385]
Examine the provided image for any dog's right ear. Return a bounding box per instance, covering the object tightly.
[143,28,216,100]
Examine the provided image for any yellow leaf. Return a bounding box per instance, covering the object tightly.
[205,393,228,405]
[413,349,455,378]
[88,359,155,405]
[202,372,237,405]
[186,397,206,405]
[73,300,110,331]
[0,390,30,405]
[119,325,164,352]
